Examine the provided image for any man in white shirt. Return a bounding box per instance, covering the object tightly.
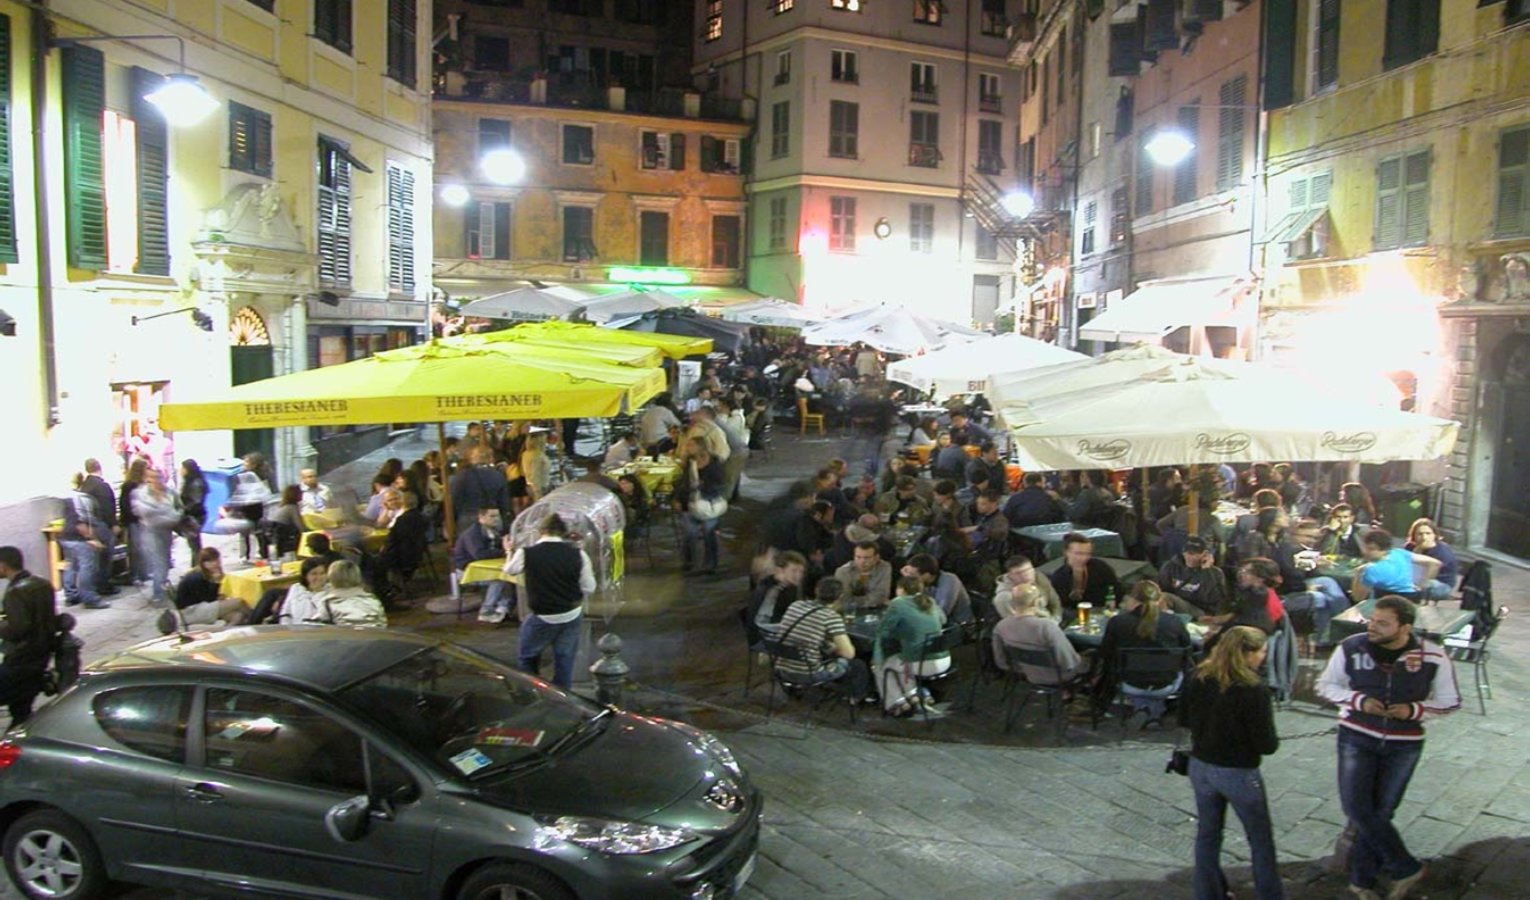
[637,401,681,453]
[504,514,596,689]
[298,469,334,514]
[603,432,640,468]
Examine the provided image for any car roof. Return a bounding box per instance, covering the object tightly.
[88,626,441,692]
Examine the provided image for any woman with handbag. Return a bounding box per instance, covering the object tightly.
[674,441,727,575]
[1183,625,1284,900]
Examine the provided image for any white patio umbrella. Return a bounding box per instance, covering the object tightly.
[576,289,689,322]
[461,287,582,322]
[802,307,982,355]
[988,349,1458,471]
[886,332,1087,398]
[717,298,827,329]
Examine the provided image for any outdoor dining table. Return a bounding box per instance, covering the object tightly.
[1212,501,1252,529]
[460,557,519,585]
[298,525,387,556]
[885,525,929,560]
[219,560,303,606]
[842,608,885,657]
[1037,555,1157,588]
[1325,598,1477,644]
[607,458,681,497]
[1064,614,1207,651]
[1015,522,1128,561]
[1312,555,1366,585]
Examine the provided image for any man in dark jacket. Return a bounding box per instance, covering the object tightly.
[1003,473,1065,529]
[60,479,111,610]
[79,459,119,595]
[448,447,510,535]
[452,509,512,624]
[0,547,59,723]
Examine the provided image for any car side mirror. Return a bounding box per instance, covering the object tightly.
[325,795,371,843]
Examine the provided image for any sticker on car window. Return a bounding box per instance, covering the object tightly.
[476,727,545,748]
[449,748,494,775]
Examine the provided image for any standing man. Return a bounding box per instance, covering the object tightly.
[1317,596,1459,900]
[59,475,111,610]
[78,459,119,596]
[505,514,596,689]
[448,447,510,536]
[0,547,59,724]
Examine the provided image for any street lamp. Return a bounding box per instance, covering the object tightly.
[439,184,471,207]
[480,148,526,185]
[1000,190,1036,219]
[1146,129,1196,167]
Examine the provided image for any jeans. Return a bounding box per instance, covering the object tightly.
[1422,579,1452,602]
[1337,727,1424,889]
[518,614,583,689]
[60,541,104,607]
[1283,575,1349,640]
[803,656,871,701]
[1122,671,1184,720]
[680,513,721,570]
[480,581,512,617]
[1189,757,1285,900]
[141,527,173,603]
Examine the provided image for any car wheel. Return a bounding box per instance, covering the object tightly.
[2,810,108,900]
[458,862,575,900]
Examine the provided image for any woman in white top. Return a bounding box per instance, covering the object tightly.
[278,557,331,624]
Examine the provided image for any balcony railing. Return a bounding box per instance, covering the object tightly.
[976,152,1004,175]
[909,143,942,168]
[911,87,938,104]
[979,95,1002,114]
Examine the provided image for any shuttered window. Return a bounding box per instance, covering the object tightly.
[711,215,740,268]
[386,0,417,88]
[639,211,669,265]
[1135,133,1154,216]
[1144,0,1178,51]
[466,201,511,260]
[1108,22,1139,77]
[1216,76,1247,191]
[315,0,353,54]
[131,68,170,276]
[1173,103,1200,205]
[1263,0,1297,110]
[62,45,107,270]
[229,102,273,178]
[829,101,858,159]
[1375,149,1430,250]
[317,138,354,287]
[1494,127,1528,238]
[1383,0,1439,71]
[1316,0,1340,91]
[0,14,16,264]
[386,163,415,293]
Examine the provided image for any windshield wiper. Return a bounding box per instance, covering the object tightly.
[542,706,614,759]
[462,709,613,781]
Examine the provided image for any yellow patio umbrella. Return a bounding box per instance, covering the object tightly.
[159,342,663,432]
[444,329,664,368]
[508,320,712,360]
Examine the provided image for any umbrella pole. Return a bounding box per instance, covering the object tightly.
[1188,490,1200,538]
[439,422,456,544]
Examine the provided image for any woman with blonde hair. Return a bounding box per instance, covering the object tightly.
[1183,626,1283,900]
[519,431,552,510]
[311,560,388,628]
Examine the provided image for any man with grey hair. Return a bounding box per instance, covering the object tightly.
[298,468,334,513]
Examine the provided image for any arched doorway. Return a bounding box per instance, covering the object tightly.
[229,307,277,479]
[1486,333,1530,558]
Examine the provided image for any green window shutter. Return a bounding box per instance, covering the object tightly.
[0,13,17,264]
[1316,0,1341,89]
[1402,150,1430,246]
[670,133,685,170]
[386,163,415,292]
[131,67,170,276]
[1289,178,1309,211]
[1375,156,1402,249]
[1494,128,1528,237]
[1310,172,1333,207]
[1173,104,1200,205]
[1263,0,1297,110]
[62,46,107,270]
[386,0,417,88]
[1135,133,1154,216]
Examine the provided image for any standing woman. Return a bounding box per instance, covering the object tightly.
[119,458,149,585]
[1183,626,1284,900]
[520,431,552,507]
[131,468,182,607]
[178,459,207,559]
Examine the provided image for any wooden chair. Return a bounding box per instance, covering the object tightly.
[797,396,826,436]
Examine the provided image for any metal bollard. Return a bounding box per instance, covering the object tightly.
[590,632,630,707]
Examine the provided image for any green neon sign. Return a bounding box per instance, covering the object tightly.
[607,267,692,285]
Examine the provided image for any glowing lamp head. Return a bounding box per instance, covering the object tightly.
[1146,130,1196,167]
[1000,191,1035,219]
[480,149,526,185]
[439,184,470,207]
[143,74,219,128]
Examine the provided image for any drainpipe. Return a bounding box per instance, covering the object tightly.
[1248,0,1270,361]
[31,3,60,428]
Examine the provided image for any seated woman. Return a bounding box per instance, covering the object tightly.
[1096,582,1193,724]
[247,556,330,625]
[159,548,250,634]
[1405,518,1459,603]
[310,560,388,628]
[265,485,305,558]
[874,576,950,717]
[616,473,651,540]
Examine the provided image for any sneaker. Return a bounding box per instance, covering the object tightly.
[484,611,507,625]
[64,597,82,607]
[83,601,111,610]
[476,609,496,623]
[156,610,179,635]
[1386,866,1426,900]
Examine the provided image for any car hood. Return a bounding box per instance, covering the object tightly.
[471,713,711,821]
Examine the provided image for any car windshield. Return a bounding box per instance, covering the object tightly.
[337,644,601,779]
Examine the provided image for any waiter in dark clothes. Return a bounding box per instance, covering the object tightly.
[504,514,596,689]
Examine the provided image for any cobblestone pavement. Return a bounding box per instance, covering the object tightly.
[9,424,1528,899]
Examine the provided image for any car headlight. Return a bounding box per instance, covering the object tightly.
[694,732,743,779]
[535,816,696,855]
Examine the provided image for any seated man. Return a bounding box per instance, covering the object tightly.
[1049,533,1122,622]
[929,479,971,532]
[902,552,973,624]
[1155,536,1231,617]
[1004,473,1065,530]
[829,515,896,573]
[993,555,1063,620]
[1353,528,1439,602]
[965,442,1007,494]
[833,541,893,609]
[992,584,1090,685]
[603,431,640,468]
[962,490,1010,568]
[452,508,512,624]
[298,468,335,514]
[373,493,429,602]
[872,476,931,527]
[751,551,808,636]
[930,433,969,483]
[1318,503,1364,558]
[1274,517,1350,644]
[774,578,870,700]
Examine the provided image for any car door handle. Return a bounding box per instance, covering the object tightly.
[184,783,224,803]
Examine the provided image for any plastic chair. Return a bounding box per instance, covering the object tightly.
[1110,646,1192,741]
[797,396,826,436]
[999,644,1089,743]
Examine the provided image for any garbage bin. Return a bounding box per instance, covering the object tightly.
[1377,482,1434,535]
[201,460,247,533]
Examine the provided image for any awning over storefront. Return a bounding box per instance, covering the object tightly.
[1079,275,1253,343]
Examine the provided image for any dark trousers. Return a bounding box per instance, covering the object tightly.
[0,661,49,725]
[1337,727,1424,889]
